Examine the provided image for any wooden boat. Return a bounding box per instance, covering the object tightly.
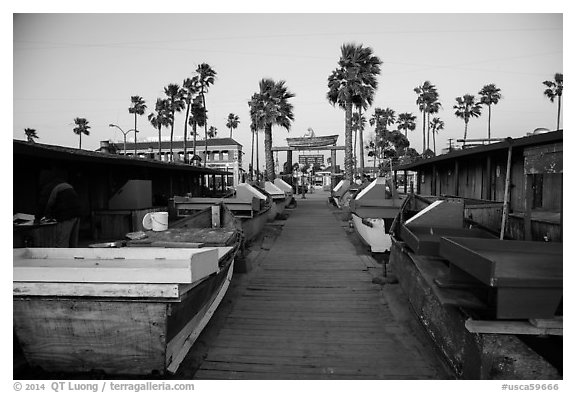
[274,178,295,206]
[129,201,244,250]
[393,194,500,258]
[264,181,288,219]
[329,179,350,208]
[13,246,235,376]
[173,183,271,243]
[286,134,339,148]
[350,177,403,252]
[391,193,562,320]
[439,237,562,319]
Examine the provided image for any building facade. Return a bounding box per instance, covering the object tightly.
[121,137,244,188]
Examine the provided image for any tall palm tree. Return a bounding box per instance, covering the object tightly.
[429,117,444,155]
[164,83,185,161]
[72,118,90,149]
[208,126,218,139]
[414,81,438,153]
[543,73,563,130]
[226,113,240,139]
[148,98,172,159]
[370,107,396,134]
[181,77,201,162]
[188,95,207,160]
[248,93,267,181]
[454,94,482,145]
[249,123,257,180]
[426,101,441,150]
[251,78,295,181]
[327,43,382,181]
[24,128,38,142]
[128,95,146,157]
[196,63,217,166]
[351,112,366,173]
[478,84,502,141]
[396,112,417,139]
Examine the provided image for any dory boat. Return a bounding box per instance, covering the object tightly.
[286,134,339,148]
[264,181,288,219]
[329,179,350,208]
[172,183,271,244]
[350,177,403,252]
[13,246,235,376]
[274,178,295,206]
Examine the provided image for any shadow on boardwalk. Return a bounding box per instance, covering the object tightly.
[182,189,453,380]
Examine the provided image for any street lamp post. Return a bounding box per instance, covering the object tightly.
[109,124,138,156]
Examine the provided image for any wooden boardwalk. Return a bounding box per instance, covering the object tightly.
[194,192,447,379]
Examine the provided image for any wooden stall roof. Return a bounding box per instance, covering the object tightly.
[395,130,563,171]
[13,140,232,176]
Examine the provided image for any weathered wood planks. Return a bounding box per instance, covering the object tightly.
[193,196,446,380]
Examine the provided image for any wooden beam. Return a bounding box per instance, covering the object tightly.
[272,145,345,152]
[465,319,562,336]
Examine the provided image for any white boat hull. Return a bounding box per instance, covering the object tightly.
[351,213,392,252]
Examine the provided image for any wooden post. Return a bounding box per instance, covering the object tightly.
[524,174,533,241]
[287,150,293,174]
[330,149,337,191]
[211,205,221,228]
[500,140,513,240]
[403,170,408,194]
[485,155,492,200]
[432,165,437,196]
[454,160,460,196]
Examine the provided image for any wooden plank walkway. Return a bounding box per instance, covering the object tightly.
[194,192,447,379]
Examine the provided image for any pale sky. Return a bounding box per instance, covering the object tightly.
[12,11,564,171]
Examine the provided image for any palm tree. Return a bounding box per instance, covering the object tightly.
[181,77,201,162]
[128,95,146,157]
[429,117,444,155]
[148,98,172,159]
[188,95,207,160]
[543,73,563,130]
[196,63,217,166]
[370,107,396,134]
[396,112,417,139]
[226,113,240,139]
[327,43,382,181]
[426,101,441,150]
[72,118,90,149]
[249,123,257,180]
[208,126,218,139]
[478,84,502,141]
[24,128,38,142]
[251,79,295,181]
[164,83,185,161]
[454,94,482,145]
[414,81,438,153]
[248,93,266,181]
[351,112,366,173]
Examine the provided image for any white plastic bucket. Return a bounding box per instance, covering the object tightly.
[143,212,169,232]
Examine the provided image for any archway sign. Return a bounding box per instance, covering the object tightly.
[272,134,345,189]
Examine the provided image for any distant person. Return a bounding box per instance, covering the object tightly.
[35,170,82,247]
